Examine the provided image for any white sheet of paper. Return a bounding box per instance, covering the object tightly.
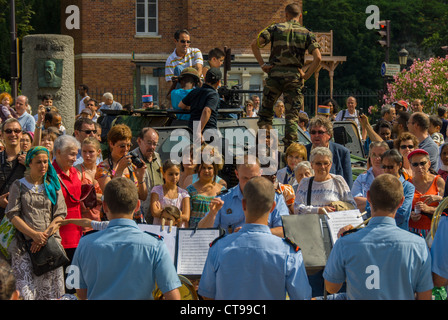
[176,229,221,276]
[325,210,364,245]
[138,224,177,263]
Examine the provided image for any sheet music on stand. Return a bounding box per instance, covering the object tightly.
[325,210,364,245]
[138,224,223,277]
[175,228,222,277]
[138,224,178,263]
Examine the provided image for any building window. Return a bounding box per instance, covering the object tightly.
[136,0,158,35]
[249,74,262,91]
[141,74,159,105]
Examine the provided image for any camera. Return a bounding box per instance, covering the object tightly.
[128,152,144,168]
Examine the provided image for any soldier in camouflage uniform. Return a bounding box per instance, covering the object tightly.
[251,3,321,150]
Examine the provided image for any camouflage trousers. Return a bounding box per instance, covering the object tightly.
[257,75,304,149]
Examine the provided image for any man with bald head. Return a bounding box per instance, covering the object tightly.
[198,176,311,300]
[15,95,35,132]
[407,112,439,169]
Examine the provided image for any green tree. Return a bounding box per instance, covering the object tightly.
[303,0,448,94]
[0,0,60,84]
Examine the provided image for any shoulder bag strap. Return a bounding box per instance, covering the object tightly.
[57,174,93,202]
[307,177,314,206]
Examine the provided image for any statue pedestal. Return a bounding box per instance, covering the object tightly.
[22,34,75,135]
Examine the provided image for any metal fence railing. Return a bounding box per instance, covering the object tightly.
[86,87,382,117]
[87,88,135,107]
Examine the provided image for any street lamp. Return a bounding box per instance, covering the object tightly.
[398,48,409,67]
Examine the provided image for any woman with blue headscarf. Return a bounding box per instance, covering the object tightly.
[5,146,67,300]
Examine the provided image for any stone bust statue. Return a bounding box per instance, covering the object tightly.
[38,59,62,88]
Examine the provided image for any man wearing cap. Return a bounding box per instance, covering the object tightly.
[252,3,321,151]
[178,68,221,142]
[142,95,154,109]
[79,108,93,119]
[393,100,408,114]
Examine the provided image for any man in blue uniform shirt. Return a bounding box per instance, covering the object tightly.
[71,177,181,300]
[198,176,311,300]
[323,174,433,300]
[431,210,448,288]
[198,155,289,237]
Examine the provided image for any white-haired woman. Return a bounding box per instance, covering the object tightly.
[294,147,356,215]
[52,134,82,286]
[293,161,314,194]
[293,147,356,298]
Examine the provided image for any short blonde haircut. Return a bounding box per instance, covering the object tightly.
[285,142,307,159]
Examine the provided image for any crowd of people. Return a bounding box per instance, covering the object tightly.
[0,86,447,301]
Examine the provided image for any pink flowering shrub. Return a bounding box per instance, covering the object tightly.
[384,55,448,114]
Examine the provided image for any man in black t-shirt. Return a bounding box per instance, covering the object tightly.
[178,68,222,142]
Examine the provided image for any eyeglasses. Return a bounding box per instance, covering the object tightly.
[179,40,191,44]
[80,129,97,134]
[144,141,158,147]
[313,161,331,167]
[310,130,328,135]
[4,129,22,134]
[411,161,427,167]
[400,145,414,150]
[382,165,395,170]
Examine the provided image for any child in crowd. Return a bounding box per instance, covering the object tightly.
[150,159,190,228]
[40,129,58,160]
[438,142,448,182]
[202,47,225,79]
[20,131,33,152]
[298,113,310,138]
[169,67,201,121]
[276,142,307,188]
[429,115,444,146]
[0,92,17,122]
[75,137,103,232]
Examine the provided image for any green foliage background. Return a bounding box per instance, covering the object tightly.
[303,0,448,92]
[0,0,61,84]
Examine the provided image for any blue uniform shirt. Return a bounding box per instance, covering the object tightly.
[71,219,181,300]
[212,184,289,232]
[431,215,448,280]
[198,223,312,300]
[323,216,433,300]
[365,175,415,230]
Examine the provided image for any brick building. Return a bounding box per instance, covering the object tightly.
[60,0,302,108]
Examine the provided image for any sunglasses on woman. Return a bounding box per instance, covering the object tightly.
[400,145,414,149]
[411,161,427,167]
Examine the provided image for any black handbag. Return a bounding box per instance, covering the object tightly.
[24,234,69,276]
[17,182,69,276]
